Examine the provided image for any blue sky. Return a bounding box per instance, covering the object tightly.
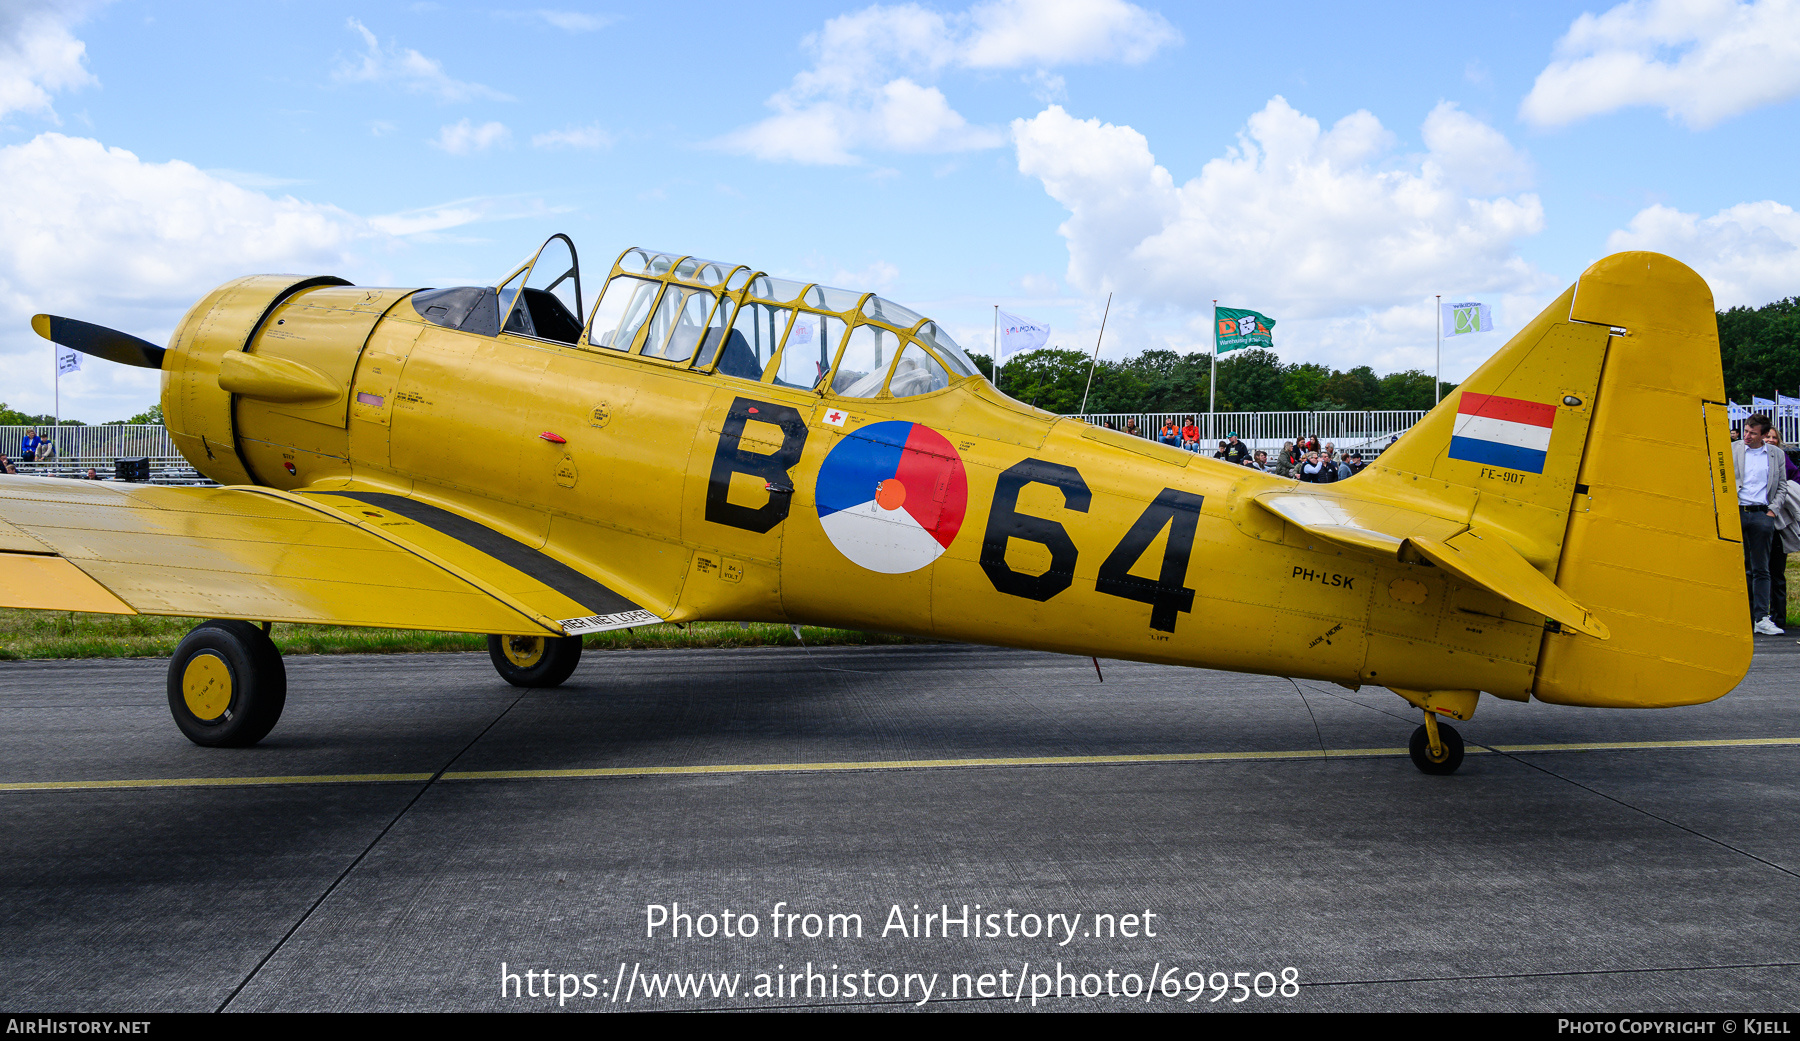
[3,0,1797,420]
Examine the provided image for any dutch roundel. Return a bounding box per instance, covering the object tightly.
[815,421,968,574]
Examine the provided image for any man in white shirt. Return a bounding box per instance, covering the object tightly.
[1734,414,1788,634]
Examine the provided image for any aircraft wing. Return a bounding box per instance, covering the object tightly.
[1253,489,1610,639]
[0,476,660,636]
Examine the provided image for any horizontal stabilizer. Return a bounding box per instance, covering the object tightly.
[1252,489,1608,639]
[31,314,166,369]
[1407,531,1608,639]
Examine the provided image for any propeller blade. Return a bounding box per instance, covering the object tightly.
[31,314,167,369]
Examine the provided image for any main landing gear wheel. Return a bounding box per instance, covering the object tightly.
[487,633,582,688]
[166,620,287,747]
[1409,718,1465,775]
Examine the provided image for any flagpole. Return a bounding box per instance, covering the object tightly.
[1434,294,1441,406]
[1210,299,1218,441]
[53,340,60,462]
[992,304,999,393]
[1079,293,1112,418]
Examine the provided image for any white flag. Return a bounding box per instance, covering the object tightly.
[56,344,81,376]
[1440,301,1493,337]
[1728,401,1751,422]
[1752,396,1775,415]
[996,310,1050,361]
[1779,395,1800,419]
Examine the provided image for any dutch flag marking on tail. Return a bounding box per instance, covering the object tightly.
[1447,392,1556,474]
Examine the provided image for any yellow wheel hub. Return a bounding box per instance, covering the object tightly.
[182,652,233,722]
[503,636,546,668]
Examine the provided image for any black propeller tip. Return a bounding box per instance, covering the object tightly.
[31,314,166,370]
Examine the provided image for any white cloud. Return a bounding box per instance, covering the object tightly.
[716,103,863,166]
[434,119,511,154]
[531,10,614,32]
[494,8,616,31]
[961,0,1179,67]
[0,134,371,315]
[203,168,307,189]
[368,194,568,237]
[1012,99,1551,370]
[719,0,1178,164]
[531,122,611,149]
[1262,287,1557,384]
[1605,200,1800,307]
[0,1,98,122]
[1421,101,1533,194]
[0,133,380,419]
[0,131,580,417]
[829,259,901,291]
[334,18,511,102]
[1520,0,1800,129]
[1024,69,1067,103]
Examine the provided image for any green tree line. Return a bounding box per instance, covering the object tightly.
[971,348,1455,414]
[1720,297,1800,404]
[976,296,1800,415]
[0,404,161,426]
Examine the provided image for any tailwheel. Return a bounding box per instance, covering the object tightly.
[167,620,287,747]
[1408,713,1465,775]
[487,633,582,688]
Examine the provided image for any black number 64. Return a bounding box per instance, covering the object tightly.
[980,459,1203,633]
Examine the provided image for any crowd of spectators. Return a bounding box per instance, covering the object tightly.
[5,430,105,479]
[19,429,49,463]
[1092,417,1373,480]
[5,428,51,475]
[1734,414,1800,635]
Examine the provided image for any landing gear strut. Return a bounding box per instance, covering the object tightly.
[167,620,287,747]
[1408,712,1465,775]
[487,633,583,687]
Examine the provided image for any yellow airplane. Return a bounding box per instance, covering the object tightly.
[3,238,1748,773]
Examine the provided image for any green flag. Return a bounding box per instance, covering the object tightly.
[1215,306,1275,352]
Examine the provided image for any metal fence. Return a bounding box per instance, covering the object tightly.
[1068,410,1430,456]
[1738,413,1800,447]
[0,424,211,484]
[2,424,179,462]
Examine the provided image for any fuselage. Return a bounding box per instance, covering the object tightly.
[160,275,1543,705]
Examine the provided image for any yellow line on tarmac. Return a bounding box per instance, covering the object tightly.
[0,772,434,793]
[1491,737,1800,753]
[442,747,1406,781]
[2,737,1797,793]
[440,736,1800,782]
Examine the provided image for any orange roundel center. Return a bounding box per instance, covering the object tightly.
[875,478,907,511]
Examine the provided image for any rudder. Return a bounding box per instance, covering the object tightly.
[1536,253,1749,707]
[1359,252,1749,708]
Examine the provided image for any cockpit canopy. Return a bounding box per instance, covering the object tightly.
[411,236,980,401]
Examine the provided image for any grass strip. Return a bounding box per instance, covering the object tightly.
[11,559,1798,658]
[0,608,917,661]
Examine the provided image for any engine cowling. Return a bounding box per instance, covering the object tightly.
[162,275,421,488]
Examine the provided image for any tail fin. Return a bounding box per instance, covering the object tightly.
[1361,252,1749,708]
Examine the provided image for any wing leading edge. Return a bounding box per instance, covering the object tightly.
[0,476,660,636]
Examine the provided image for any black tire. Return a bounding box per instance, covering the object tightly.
[487,633,582,688]
[167,620,287,747]
[1409,721,1465,775]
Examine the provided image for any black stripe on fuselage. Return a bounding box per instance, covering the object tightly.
[312,491,641,616]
